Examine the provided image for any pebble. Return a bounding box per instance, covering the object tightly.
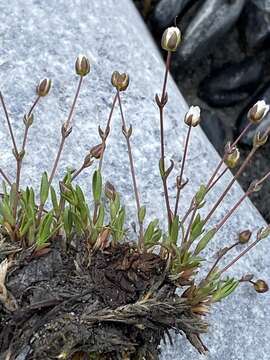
[198,58,263,107]
[177,0,245,64]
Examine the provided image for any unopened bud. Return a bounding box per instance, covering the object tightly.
[105,181,116,201]
[248,100,269,124]
[83,153,93,168]
[224,146,240,169]
[161,26,181,52]
[90,143,104,159]
[238,229,252,244]
[184,105,201,127]
[23,113,34,127]
[111,71,129,91]
[75,55,90,77]
[254,279,269,293]
[36,78,51,97]
[253,131,268,148]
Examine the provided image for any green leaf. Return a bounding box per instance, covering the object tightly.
[92,170,102,204]
[159,158,165,178]
[138,206,146,223]
[114,207,125,241]
[0,201,15,226]
[189,214,204,243]
[50,186,59,215]
[169,215,179,245]
[63,207,73,237]
[194,228,216,255]
[95,203,105,229]
[212,278,239,302]
[195,185,207,206]
[40,172,49,205]
[19,218,33,237]
[36,211,54,246]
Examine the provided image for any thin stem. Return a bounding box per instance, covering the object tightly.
[14,96,41,220]
[206,168,228,194]
[214,192,250,233]
[0,92,19,155]
[98,92,118,172]
[37,76,84,222]
[205,242,239,282]
[0,168,12,186]
[174,125,192,217]
[204,147,257,225]
[206,122,252,190]
[214,169,270,233]
[158,51,172,228]
[183,206,197,245]
[92,92,118,223]
[71,164,85,182]
[48,76,83,185]
[219,236,262,275]
[180,202,194,224]
[117,91,144,249]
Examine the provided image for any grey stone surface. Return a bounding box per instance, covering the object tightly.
[177,0,245,64]
[0,0,269,359]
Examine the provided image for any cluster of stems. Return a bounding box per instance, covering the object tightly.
[158,43,270,277]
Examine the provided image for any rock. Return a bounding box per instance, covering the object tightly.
[0,0,268,359]
[251,0,270,12]
[177,0,245,64]
[236,84,270,147]
[150,0,194,31]
[240,1,270,50]
[200,108,226,154]
[198,58,263,107]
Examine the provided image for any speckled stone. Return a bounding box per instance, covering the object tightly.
[0,1,269,359]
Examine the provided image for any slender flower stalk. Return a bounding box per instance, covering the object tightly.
[219,236,262,275]
[206,168,228,193]
[157,51,173,228]
[0,92,19,156]
[204,146,257,225]
[0,168,12,187]
[117,91,144,249]
[14,96,41,220]
[205,170,270,278]
[98,92,118,172]
[206,122,252,190]
[174,125,192,217]
[205,242,239,282]
[37,76,84,222]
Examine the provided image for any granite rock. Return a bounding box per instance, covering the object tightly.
[0,0,269,359]
[198,57,263,107]
[200,108,226,154]
[240,1,270,50]
[177,0,245,64]
[150,0,195,30]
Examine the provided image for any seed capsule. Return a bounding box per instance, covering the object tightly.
[75,55,90,77]
[224,146,240,168]
[90,143,104,159]
[36,78,51,97]
[161,26,181,52]
[184,105,201,127]
[248,100,269,124]
[254,279,269,293]
[105,181,116,201]
[253,131,268,148]
[238,229,252,244]
[111,71,129,91]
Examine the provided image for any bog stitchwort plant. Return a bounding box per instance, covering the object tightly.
[0,25,270,359]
